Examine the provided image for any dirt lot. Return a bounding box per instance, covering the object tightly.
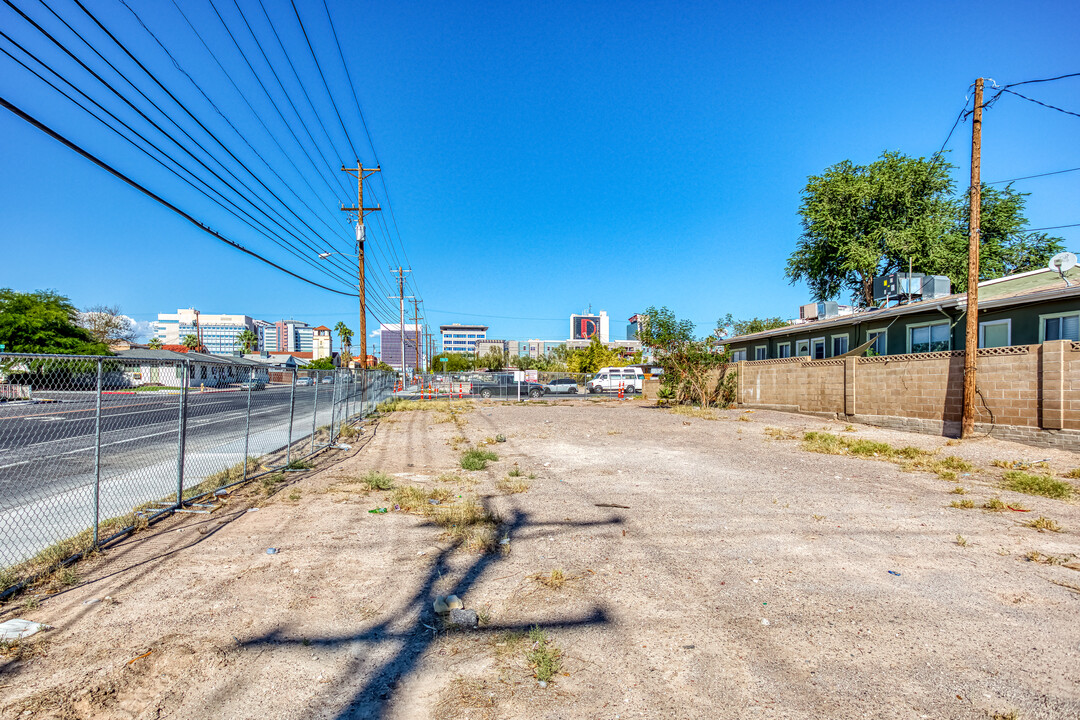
[2,398,1079,720]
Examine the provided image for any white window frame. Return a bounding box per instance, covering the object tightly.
[730,348,747,362]
[867,328,888,355]
[831,334,849,356]
[777,342,791,358]
[978,318,1012,348]
[1038,311,1080,342]
[907,320,951,354]
[811,337,826,359]
[795,340,810,357]
[754,345,768,361]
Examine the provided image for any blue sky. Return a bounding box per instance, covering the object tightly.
[1,0,1078,350]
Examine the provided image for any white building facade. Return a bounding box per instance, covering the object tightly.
[154,309,258,355]
[440,324,488,354]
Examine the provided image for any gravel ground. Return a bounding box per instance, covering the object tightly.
[1,398,1079,720]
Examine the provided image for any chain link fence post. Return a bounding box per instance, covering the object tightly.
[310,370,319,454]
[328,371,336,444]
[285,368,296,467]
[175,360,189,506]
[242,366,253,479]
[92,358,103,547]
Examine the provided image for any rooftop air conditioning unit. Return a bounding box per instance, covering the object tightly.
[817,301,840,319]
[799,303,818,320]
[873,273,951,303]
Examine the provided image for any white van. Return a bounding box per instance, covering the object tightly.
[587,367,645,393]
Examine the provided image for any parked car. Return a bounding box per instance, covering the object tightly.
[295,377,314,386]
[587,368,644,393]
[320,376,335,384]
[238,379,266,390]
[543,377,579,394]
[473,374,545,399]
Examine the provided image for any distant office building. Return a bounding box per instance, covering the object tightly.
[260,319,315,354]
[524,340,564,359]
[475,339,507,358]
[380,323,423,371]
[440,324,488,354]
[154,309,258,356]
[570,310,609,343]
[627,313,645,341]
[312,326,333,361]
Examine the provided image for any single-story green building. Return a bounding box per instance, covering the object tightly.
[724,266,1080,361]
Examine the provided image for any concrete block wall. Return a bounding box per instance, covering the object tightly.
[735,341,1079,449]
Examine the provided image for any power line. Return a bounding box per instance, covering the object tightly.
[4,0,364,289]
[936,92,972,157]
[1003,71,1080,88]
[1023,223,1080,232]
[986,167,1080,184]
[287,0,356,161]
[0,34,360,292]
[63,0,359,273]
[997,87,1080,120]
[0,95,356,296]
[319,0,416,283]
[117,0,358,258]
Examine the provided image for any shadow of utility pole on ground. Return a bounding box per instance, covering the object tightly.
[235,505,621,719]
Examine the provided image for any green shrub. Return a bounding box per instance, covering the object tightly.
[460,449,498,471]
[1002,471,1073,499]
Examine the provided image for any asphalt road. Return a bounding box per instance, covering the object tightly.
[0,380,386,567]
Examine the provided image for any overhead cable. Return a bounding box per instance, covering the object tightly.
[0,96,356,296]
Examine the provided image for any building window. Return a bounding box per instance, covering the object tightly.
[979,319,1011,348]
[777,343,791,358]
[796,340,810,357]
[754,346,767,360]
[730,348,747,362]
[909,322,950,353]
[1041,313,1080,342]
[832,335,849,356]
[867,329,887,355]
[812,337,826,359]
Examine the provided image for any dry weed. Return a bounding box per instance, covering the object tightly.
[1026,516,1062,533]
[670,405,717,420]
[496,476,530,494]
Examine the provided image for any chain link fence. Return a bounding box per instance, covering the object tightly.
[0,352,394,594]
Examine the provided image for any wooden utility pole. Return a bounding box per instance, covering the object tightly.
[962,78,983,438]
[388,267,412,376]
[341,163,380,367]
[410,298,423,376]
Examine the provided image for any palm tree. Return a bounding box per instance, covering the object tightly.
[148,337,163,350]
[181,334,201,351]
[237,329,258,353]
[334,322,353,353]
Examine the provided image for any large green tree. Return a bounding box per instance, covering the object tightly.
[0,289,108,355]
[718,314,789,338]
[566,334,626,374]
[786,151,1064,305]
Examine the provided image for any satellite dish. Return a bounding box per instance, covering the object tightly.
[1049,251,1076,287]
[1049,251,1077,273]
